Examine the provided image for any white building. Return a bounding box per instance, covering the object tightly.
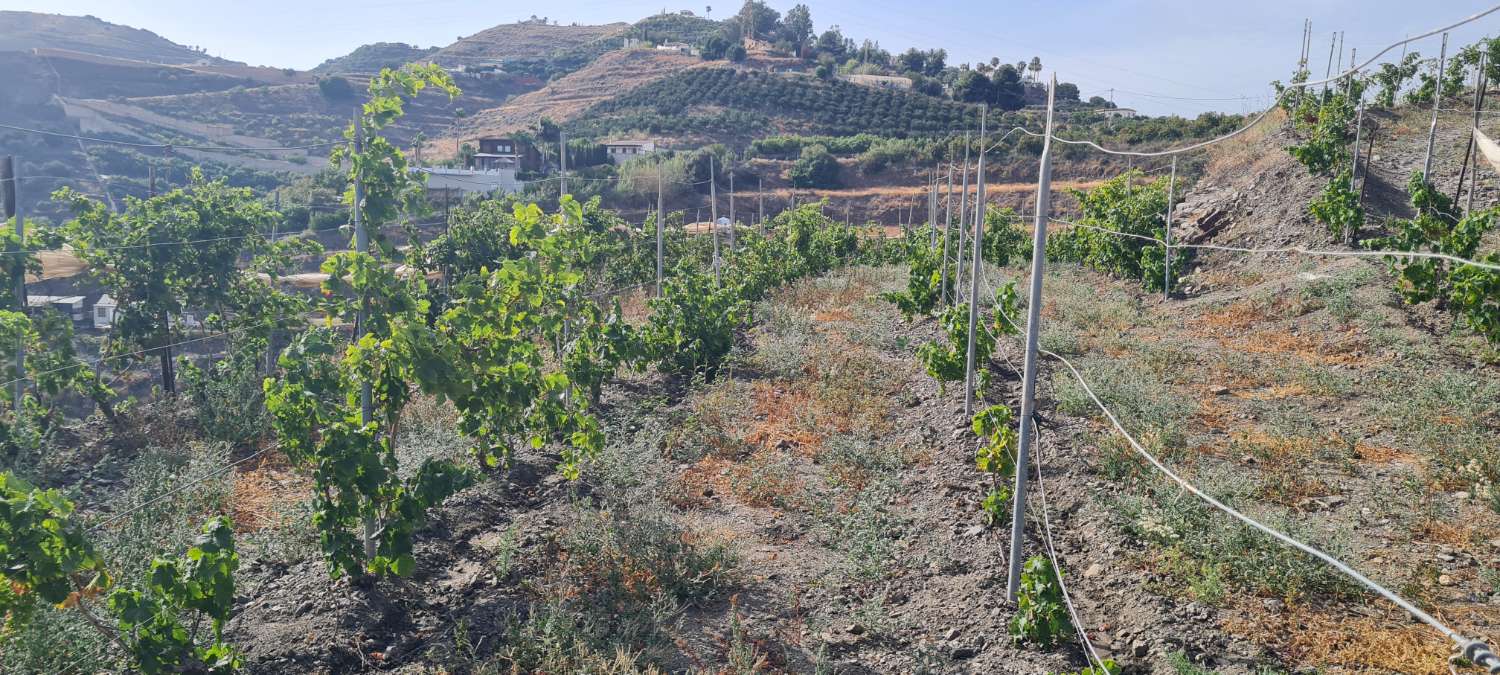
[603,140,657,164]
[93,294,117,330]
[656,42,699,56]
[26,295,86,322]
[841,74,913,91]
[1100,108,1138,119]
[413,167,524,196]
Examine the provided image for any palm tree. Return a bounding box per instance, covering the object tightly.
[1028,56,1042,81]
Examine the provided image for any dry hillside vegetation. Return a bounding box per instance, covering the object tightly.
[433,21,627,64]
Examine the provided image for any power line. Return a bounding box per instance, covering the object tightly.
[0,122,342,152]
[1043,3,1500,158]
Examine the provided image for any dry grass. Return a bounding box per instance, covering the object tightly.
[743,380,824,455]
[1230,327,1372,366]
[228,451,309,533]
[1234,384,1310,401]
[1189,297,1287,336]
[1225,602,1455,675]
[1204,108,1285,176]
[1354,442,1417,465]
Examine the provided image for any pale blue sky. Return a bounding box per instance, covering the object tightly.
[8,0,1498,116]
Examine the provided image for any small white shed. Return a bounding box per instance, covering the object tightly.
[93,294,117,330]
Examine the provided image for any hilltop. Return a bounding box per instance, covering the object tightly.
[0,11,230,65]
[432,20,628,67]
[311,42,439,75]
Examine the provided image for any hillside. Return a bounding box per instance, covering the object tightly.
[0,11,229,65]
[432,20,628,66]
[447,48,715,144]
[579,68,980,138]
[311,42,438,75]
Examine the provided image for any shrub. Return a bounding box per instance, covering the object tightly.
[790,144,840,188]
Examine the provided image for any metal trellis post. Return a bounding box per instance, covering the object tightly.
[1164,156,1176,299]
[963,108,988,417]
[1423,33,1449,181]
[1007,75,1058,603]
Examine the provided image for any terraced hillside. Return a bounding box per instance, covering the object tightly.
[442,49,718,148]
[432,20,628,66]
[0,10,229,65]
[578,68,980,139]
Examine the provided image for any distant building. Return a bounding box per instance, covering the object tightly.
[26,295,85,322]
[1100,108,1138,119]
[92,294,117,330]
[656,42,699,56]
[414,167,524,197]
[602,139,656,163]
[469,137,543,173]
[841,74,912,91]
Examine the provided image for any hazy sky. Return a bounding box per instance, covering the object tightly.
[8,0,1498,116]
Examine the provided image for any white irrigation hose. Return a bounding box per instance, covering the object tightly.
[1056,219,1500,273]
[1041,346,1500,673]
[1030,417,1110,672]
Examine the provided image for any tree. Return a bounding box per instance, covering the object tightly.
[816,27,847,60]
[898,48,926,75]
[1087,95,1113,108]
[1028,56,1042,81]
[1054,81,1080,102]
[56,171,276,396]
[790,144,839,188]
[701,34,731,60]
[781,4,813,57]
[727,43,747,62]
[991,64,1026,111]
[924,48,948,77]
[953,69,994,104]
[735,0,780,41]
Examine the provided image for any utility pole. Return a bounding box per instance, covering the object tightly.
[656,166,665,296]
[1348,98,1365,244]
[1423,33,1449,181]
[1007,75,1059,603]
[728,169,736,251]
[1,156,21,411]
[268,187,280,372]
[558,130,567,204]
[1455,52,1487,206]
[352,110,376,561]
[941,162,954,305]
[1345,48,1357,98]
[928,168,938,249]
[963,107,988,417]
[757,177,765,235]
[1335,31,1344,75]
[956,134,971,303]
[1465,54,1489,214]
[710,155,720,284]
[1321,32,1337,98]
[1163,156,1176,299]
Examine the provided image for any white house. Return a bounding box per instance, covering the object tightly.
[412,167,525,196]
[603,140,656,164]
[93,294,117,330]
[1100,108,1139,119]
[841,74,913,90]
[656,42,698,56]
